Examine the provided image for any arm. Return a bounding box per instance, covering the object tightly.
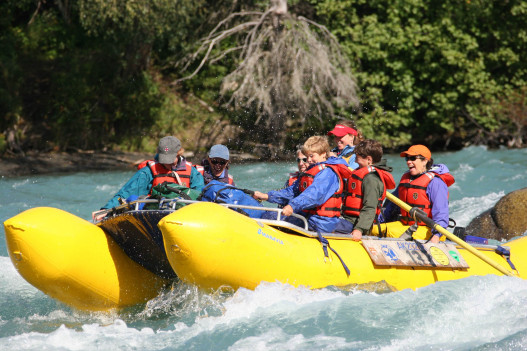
[427,177,450,238]
[262,181,298,205]
[101,167,153,209]
[189,167,205,191]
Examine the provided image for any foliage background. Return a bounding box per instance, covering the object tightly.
[1,0,526,157]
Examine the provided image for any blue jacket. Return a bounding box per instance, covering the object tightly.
[102,156,205,209]
[332,145,359,169]
[381,164,451,236]
[267,156,348,233]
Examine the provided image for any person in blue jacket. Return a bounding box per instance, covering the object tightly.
[96,136,204,218]
[377,144,455,243]
[327,119,363,170]
[253,136,348,233]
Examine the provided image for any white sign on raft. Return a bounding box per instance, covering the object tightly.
[361,240,469,269]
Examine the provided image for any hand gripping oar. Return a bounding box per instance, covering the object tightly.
[385,192,515,277]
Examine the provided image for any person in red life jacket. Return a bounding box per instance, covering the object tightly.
[283,148,309,188]
[195,144,235,185]
[336,139,396,241]
[377,144,455,243]
[327,119,363,170]
[98,136,205,213]
[253,136,349,233]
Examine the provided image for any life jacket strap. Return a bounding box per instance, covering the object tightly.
[496,246,517,271]
[316,231,350,276]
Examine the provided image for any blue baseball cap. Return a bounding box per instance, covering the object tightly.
[208,144,229,160]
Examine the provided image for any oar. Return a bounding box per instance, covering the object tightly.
[385,192,515,277]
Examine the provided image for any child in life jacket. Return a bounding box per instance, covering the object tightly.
[335,139,396,241]
[253,136,349,233]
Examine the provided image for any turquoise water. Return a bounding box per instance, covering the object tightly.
[1,145,526,350]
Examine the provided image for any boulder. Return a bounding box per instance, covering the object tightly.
[465,187,527,241]
[464,209,503,240]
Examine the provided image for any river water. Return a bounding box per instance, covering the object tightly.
[1,145,526,350]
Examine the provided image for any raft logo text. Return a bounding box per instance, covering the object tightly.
[257,228,284,245]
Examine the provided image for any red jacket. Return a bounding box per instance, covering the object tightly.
[398,171,455,225]
[137,159,193,192]
[342,166,396,218]
[298,164,346,217]
[287,172,300,187]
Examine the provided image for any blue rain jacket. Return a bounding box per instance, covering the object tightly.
[267,156,348,233]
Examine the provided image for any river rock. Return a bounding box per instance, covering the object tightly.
[465,187,527,241]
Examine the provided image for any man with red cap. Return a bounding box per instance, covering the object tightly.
[327,120,361,169]
[377,144,455,243]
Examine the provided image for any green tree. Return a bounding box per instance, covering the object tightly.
[310,0,527,148]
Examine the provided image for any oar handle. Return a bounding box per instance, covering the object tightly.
[385,192,514,277]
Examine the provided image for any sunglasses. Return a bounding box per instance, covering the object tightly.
[405,156,425,161]
[210,159,227,165]
[296,157,308,163]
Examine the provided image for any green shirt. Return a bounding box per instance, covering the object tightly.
[343,172,385,234]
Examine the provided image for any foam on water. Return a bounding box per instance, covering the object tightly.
[1,272,527,350]
[450,192,505,227]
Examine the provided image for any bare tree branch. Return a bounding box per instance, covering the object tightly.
[174,0,359,151]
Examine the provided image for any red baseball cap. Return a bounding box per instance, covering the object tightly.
[327,124,358,137]
[400,145,432,159]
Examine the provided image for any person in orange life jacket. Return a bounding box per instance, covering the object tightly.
[283,147,309,188]
[195,144,235,185]
[99,136,205,211]
[378,144,455,243]
[327,119,363,170]
[253,136,348,233]
[336,139,396,241]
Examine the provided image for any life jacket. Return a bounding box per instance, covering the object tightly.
[194,164,234,185]
[398,171,455,225]
[298,164,345,217]
[342,166,396,219]
[138,158,193,191]
[287,172,300,187]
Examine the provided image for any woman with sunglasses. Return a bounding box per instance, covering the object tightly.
[284,148,309,188]
[378,145,455,243]
[195,144,235,185]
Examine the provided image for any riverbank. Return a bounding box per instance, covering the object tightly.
[0,151,151,178]
[0,150,260,178]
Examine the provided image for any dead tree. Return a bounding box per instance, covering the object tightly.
[175,0,359,155]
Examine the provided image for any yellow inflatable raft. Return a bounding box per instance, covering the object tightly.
[160,202,527,292]
[4,207,169,311]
